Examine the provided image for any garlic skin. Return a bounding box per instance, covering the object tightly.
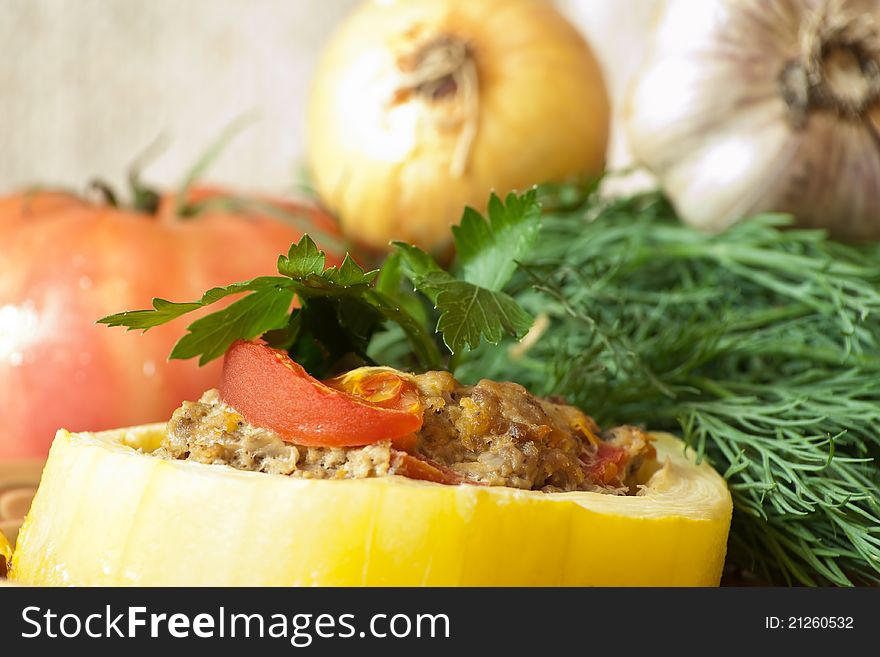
[307,0,609,253]
[625,0,880,240]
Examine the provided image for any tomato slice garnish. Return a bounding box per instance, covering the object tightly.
[220,340,423,447]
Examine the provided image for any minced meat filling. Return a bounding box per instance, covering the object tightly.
[158,372,655,494]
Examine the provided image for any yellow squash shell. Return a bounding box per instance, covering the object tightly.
[10,424,731,586]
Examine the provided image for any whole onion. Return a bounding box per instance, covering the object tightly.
[307,0,610,253]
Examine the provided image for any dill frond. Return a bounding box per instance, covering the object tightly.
[459,188,880,586]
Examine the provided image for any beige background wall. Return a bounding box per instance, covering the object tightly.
[0,0,659,196]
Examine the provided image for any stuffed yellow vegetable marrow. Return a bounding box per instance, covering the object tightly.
[11,421,730,586]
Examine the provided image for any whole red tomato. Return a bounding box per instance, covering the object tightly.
[0,185,343,458]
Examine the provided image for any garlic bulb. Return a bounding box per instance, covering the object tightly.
[626,0,880,240]
[307,0,609,253]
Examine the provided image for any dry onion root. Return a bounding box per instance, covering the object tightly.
[10,425,731,586]
[307,0,610,253]
[626,0,880,240]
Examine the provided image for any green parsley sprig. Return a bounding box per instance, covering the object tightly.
[99,190,541,376]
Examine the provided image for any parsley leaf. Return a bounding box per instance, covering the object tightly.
[171,286,295,365]
[390,242,451,305]
[277,234,326,278]
[391,191,540,353]
[97,276,290,330]
[434,282,532,352]
[278,237,378,294]
[452,189,541,291]
[394,242,533,353]
[325,254,378,287]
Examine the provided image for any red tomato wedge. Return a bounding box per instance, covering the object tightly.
[220,340,423,447]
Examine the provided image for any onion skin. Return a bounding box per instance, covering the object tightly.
[10,425,731,586]
[307,0,610,253]
[625,0,880,241]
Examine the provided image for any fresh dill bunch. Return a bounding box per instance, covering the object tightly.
[458,188,880,586]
